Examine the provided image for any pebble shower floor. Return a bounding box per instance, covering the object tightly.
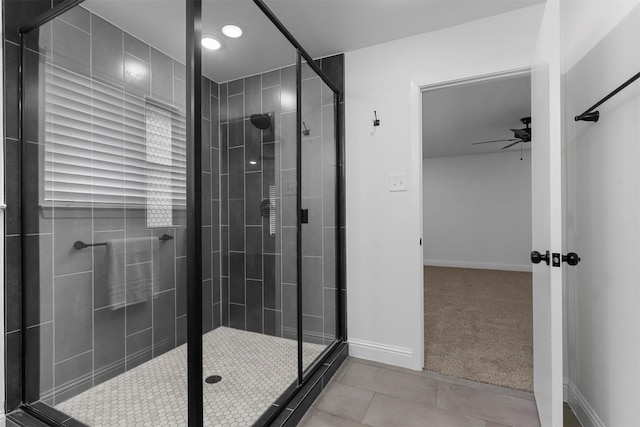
[55,327,325,426]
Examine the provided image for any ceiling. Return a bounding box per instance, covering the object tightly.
[83,0,542,83]
[422,73,532,159]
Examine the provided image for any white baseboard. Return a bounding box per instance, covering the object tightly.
[423,259,532,272]
[564,378,605,427]
[348,338,421,370]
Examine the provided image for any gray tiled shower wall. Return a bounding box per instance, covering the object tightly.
[219,56,345,346]
[4,5,221,408]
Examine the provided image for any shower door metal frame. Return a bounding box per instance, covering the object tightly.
[14,0,344,425]
[185,0,204,424]
[296,49,305,384]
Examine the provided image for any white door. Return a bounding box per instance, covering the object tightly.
[530,1,563,426]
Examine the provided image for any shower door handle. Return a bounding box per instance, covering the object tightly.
[301,209,309,224]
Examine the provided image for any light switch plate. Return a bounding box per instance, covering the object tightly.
[389,173,408,192]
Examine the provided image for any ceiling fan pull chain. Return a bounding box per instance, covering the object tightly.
[520,139,523,161]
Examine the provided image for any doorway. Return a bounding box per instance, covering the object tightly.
[421,71,534,392]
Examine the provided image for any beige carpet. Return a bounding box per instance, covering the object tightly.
[424,266,533,392]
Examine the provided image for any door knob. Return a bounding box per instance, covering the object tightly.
[562,252,581,266]
[531,250,550,265]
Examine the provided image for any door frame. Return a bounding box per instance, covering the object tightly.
[410,66,531,372]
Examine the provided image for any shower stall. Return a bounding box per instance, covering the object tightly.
[8,0,345,425]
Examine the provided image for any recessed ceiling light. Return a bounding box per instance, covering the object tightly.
[202,36,221,50]
[222,25,243,38]
[249,160,257,165]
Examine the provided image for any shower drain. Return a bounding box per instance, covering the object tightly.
[205,375,222,384]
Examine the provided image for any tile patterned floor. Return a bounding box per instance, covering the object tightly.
[300,357,542,427]
[54,327,325,427]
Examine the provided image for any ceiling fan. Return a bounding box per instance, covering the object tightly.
[471,117,532,150]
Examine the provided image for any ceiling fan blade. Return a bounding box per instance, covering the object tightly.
[501,140,523,150]
[471,138,518,146]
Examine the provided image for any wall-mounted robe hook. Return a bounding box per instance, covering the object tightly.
[302,122,310,136]
[373,111,380,127]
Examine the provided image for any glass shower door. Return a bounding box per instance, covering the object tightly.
[17,0,343,425]
[300,61,340,372]
[202,1,301,425]
[21,1,190,424]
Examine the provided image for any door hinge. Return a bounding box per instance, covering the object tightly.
[301,209,309,224]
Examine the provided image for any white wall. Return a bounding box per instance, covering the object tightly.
[344,4,544,370]
[422,151,532,272]
[563,2,640,426]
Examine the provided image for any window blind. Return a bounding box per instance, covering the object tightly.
[44,63,186,222]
